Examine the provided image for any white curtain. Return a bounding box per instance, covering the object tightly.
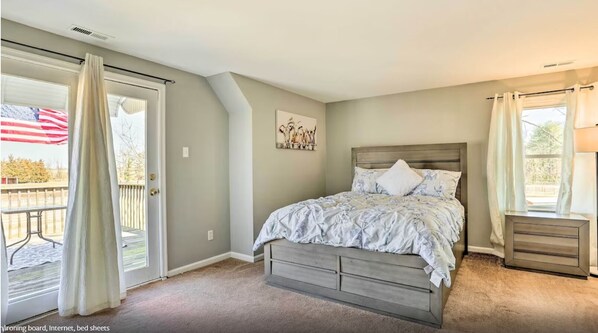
[487,92,528,256]
[555,87,578,214]
[570,82,598,268]
[1,225,8,325]
[59,54,126,316]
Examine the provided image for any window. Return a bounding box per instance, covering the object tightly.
[522,105,566,211]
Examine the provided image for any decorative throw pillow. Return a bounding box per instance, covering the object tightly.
[351,167,389,194]
[375,160,423,196]
[411,169,462,198]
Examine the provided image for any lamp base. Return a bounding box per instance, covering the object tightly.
[591,266,598,278]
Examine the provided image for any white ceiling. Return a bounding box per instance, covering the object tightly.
[3,0,598,103]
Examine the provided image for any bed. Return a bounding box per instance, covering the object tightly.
[256,143,467,328]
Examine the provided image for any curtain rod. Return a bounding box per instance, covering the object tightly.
[1,39,176,84]
[486,85,594,100]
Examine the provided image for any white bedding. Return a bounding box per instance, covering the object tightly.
[253,191,465,287]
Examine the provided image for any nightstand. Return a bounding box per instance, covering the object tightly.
[505,211,590,277]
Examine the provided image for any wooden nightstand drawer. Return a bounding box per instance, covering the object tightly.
[505,211,589,277]
[513,251,579,267]
[513,223,578,238]
[513,234,578,257]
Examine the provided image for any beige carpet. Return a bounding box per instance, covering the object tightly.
[27,254,598,333]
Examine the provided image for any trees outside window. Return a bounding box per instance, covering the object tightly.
[1,155,51,183]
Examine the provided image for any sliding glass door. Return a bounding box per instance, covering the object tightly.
[1,49,164,324]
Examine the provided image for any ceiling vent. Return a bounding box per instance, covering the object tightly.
[543,61,574,69]
[69,25,112,41]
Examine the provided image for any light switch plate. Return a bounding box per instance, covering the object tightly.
[182,147,189,158]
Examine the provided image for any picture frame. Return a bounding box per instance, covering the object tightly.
[275,110,317,151]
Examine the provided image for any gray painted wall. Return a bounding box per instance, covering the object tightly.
[326,66,598,250]
[232,74,327,254]
[207,73,254,256]
[2,19,231,270]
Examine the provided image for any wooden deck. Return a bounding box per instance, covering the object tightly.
[7,227,146,300]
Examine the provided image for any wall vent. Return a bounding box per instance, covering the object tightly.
[544,60,574,69]
[69,25,112,41]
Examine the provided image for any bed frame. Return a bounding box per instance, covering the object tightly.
[263,143,468,328]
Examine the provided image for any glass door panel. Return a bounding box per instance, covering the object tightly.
[108,93,148,272]
[1,77,69,299]
[1,55,77,324]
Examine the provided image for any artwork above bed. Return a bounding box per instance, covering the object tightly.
[276,110,317,150]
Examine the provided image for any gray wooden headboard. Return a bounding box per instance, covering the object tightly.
[351,143,468,245]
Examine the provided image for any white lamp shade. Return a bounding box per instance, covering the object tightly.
[574,125,598,152]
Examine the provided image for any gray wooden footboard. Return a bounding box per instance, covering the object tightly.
[264,226,465,328]
[263,143,468,328]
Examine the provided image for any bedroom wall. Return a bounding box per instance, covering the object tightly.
[232,74,327,255]
[1,19,231,270]
[207,73,254,256]
[326,66,598,251]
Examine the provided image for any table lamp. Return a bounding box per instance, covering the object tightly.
[575,124,598,277]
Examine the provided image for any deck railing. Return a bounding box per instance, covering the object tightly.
[1,184,145,241]
[118,184,146,232]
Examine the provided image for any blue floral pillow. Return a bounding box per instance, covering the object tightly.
[351,167,389,194]
[410,169,461,198]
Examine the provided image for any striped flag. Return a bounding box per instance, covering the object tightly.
[0,104,68,145]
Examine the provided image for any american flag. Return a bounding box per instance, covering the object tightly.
[0,105,68,145]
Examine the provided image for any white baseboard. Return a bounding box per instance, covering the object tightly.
[469,246,504,258]
[167,252,231,277]
[231,252,264,263]
[167,251,264,276]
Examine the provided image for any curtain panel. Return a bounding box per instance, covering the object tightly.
[58,53,126,316]
[555,87,577,214]
[487,92,528,256]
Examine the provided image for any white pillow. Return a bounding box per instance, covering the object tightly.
[410,169,462,198]
[351,167,389,194]
[375,160,423,196]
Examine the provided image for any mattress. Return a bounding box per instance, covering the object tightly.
[253,191,465,287]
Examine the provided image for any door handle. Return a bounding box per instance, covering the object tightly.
[149,188,160,196]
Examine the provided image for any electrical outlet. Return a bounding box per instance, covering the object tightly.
[208,230,214,241]
[182,147,189,158]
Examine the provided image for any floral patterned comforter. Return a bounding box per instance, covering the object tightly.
[253,191,465,287]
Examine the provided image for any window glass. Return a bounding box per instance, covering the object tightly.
[522,106,566,211]
[0,75,69,300]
